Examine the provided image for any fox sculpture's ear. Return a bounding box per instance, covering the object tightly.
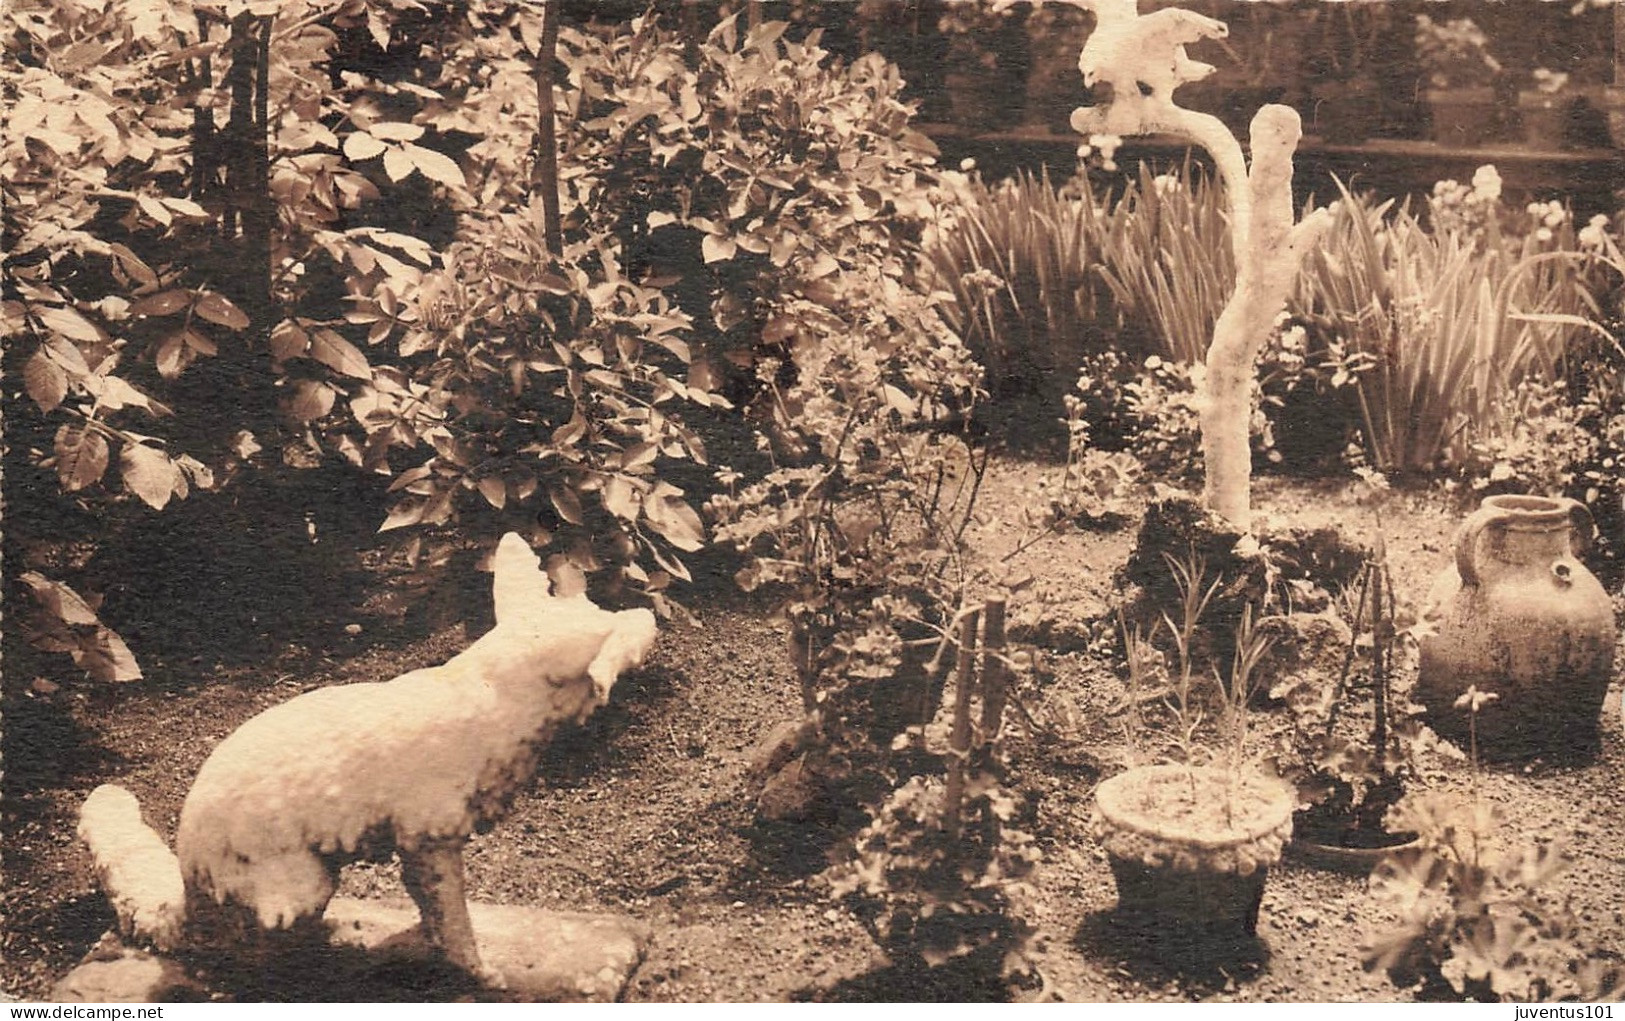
[493,532,551,625]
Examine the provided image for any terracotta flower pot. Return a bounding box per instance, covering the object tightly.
[1094,765,1294,938]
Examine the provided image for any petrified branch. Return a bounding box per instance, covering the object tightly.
[1069,0,1333,529]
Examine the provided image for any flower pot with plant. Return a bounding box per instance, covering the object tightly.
[1414,14,1507,147]
[1099,553,1293,941]
[1516,69,1609,150]
[938,0,1028,132]
[1267,505,1435,873]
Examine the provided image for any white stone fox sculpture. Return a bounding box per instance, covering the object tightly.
[79,532,658,982]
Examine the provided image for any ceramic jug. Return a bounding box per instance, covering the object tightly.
[1417,495,1616,760]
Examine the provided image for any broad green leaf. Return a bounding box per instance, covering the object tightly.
[97,376,154,412]
[378,498,425,532]
[477,475,506,510]
[621,442,657,469]
[44,336,91,377]
[55,423,110,491]
[28,126,82,156]
[78,624,143,682]
[271,321,310,361]
[368,122,424,142]
[175,454,215,490]
[129,290,190,317]
[518,11,543,55]
[162,197,208,219]
[285,379,336,423]
[370,231,434,265]
[645,494,706,552]
[550,484,585,525]
[19,572,101,626]
[403,143,464,187]
[382,145,414,182]
[366,7,390,49]
[602,474,641,520]
[181,329,217,355]
[230,430,262,459]
[702,234,737,264]
[310,329,371,379]
[120,443,180,510]
[154,334,189,379]
[194,291,249,329]
[36,305,101,343]
[25,350,68,412]
[137,195,172,225]
[344,131,387,161]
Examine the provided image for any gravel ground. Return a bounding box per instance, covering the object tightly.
[4,460,1622,1002]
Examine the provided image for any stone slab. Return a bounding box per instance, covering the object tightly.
[323,898,650,1002]
[51,937,206,1003]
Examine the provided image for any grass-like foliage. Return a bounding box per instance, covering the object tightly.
[1294,176,1603,475]
[922,162,1232,400]
[922,168,1113,396]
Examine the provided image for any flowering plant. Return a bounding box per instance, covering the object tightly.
[1530,68,1572,96]
[937,0,1022,71]
[1414,15,1503,90]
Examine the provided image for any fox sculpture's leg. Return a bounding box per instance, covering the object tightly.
[400,839,490,983]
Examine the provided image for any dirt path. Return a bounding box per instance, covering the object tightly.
[4,462,1622,1002]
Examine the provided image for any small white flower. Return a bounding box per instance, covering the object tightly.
[1578,213,1610,249]
[959,157,976,172]
[1471,164,1502,202]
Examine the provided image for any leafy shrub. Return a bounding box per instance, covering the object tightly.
[707,281,987,785]
[830,605,1041,983]
[832,772,1040,977]
[3,0,426,670]
[1064,350,1280,491]
[1366,790,1625,1002]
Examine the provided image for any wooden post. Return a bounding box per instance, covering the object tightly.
[980,600,1009,740]
[943,609,980,841]
[533,1,562,258]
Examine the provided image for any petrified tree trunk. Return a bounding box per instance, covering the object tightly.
[1069,1,1332,531]
[1199,107,1331,529]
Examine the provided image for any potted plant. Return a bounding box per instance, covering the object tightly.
[1414,14,1507,147]
[1516,69,1611,150]
[1099,553,1293,943]
[936,0,1028,132]
[1267,530,1433,873]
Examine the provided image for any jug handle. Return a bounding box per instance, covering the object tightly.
[1455,505,1510,588]
[1563,497,1595,557]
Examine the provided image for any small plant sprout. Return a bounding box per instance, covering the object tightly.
[1160,549,1219,772]
[1222,604,1273,799]
[1116,610,1162,766]
[1454,685,1500,798]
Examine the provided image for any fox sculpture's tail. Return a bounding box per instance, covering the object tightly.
[78,784,185,951]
